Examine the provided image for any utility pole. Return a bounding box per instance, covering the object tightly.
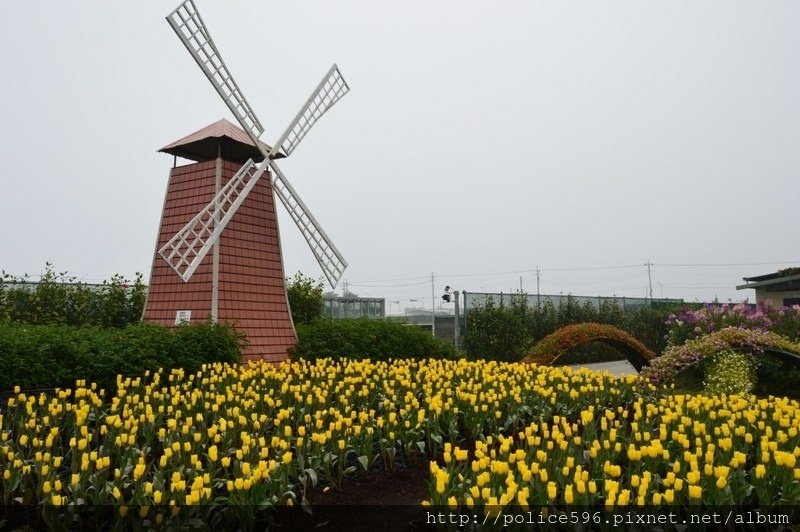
[646,260,653,300]
[453,290,460,350]
[442,286,460,350]
[430,272,436,338]
[536,265,541,307]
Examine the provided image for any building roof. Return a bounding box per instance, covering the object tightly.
[736,267,800,290]
[159,118,283,164]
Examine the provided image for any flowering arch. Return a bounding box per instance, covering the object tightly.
[522,323,656,371]
[640,327,800,384]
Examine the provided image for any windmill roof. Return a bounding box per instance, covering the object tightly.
[159,118,282,164]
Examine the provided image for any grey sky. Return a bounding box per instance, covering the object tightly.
[1,1,798,311]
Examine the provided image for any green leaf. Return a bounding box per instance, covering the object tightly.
[304,468,318,487]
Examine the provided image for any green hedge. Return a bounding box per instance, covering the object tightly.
[0,264,146,328]
[0,322,243,392]
[463,294,685,362]
[291,318,459,361]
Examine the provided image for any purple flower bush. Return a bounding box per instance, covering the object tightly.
[664,303,800,347]
[640,327,800,384]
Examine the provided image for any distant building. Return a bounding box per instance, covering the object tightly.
[323,295,385,319]
[736,268,800,307]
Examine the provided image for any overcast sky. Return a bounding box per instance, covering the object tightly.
[1,1,798,312]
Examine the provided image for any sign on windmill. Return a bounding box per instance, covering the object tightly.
[143,0,350,363]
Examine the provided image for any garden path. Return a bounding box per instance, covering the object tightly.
[572,360,638,376]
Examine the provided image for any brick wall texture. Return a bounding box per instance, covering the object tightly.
[143,159,296,363]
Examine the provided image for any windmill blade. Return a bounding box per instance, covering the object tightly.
[158,159,267,282]
[271,64,350,159]
[167,0,265,145]
[269,161,348,287]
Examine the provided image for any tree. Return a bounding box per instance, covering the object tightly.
[286,272,324,325]
[463,294,533,362]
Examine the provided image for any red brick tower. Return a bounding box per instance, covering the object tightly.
[143,119,296,363]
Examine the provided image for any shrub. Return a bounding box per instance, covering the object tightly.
[556,343,624,364]
[290,318,458,361]
[702,349,756,396]
[0,264,146,327]
[286,272,324,326]
[752,357,800,397]
[464,294,677,362]
[464,295,532,362]
[0,321,243,392]
[640,327,800,385]
[623,305,682,354]
[665,302,800,347]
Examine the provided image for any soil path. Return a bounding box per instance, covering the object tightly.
[275,461,433,531]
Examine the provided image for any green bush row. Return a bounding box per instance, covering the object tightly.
[291,318,458,361]
[463,294,684,362]
[0,264,146,328]
[0,322,243,392]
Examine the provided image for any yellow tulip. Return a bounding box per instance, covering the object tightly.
[448,496,457,510]
[564,484,574,504]
[547,482,557,501]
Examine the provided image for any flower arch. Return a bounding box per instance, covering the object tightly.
[522,323,656,371]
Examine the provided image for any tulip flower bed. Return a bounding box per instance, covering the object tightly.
[1,358,798,528]
[426,393,800,511]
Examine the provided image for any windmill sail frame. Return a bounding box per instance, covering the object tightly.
[163,0,349,288]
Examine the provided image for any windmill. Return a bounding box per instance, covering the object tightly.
[142,0,349,362]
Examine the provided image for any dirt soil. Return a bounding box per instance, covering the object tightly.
[274,460,434,531]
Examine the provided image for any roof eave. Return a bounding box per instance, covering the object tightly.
[736,273,800,290]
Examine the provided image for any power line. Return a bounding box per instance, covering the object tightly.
[439,263,642,278]
[350,260,799,287]
[655,261,800,268]
[345,274,430,284]
[546,264,644,272]
[661,285,738,290]
[347,280,430,288]
[542,272,647,284]
[440,268,538,278]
